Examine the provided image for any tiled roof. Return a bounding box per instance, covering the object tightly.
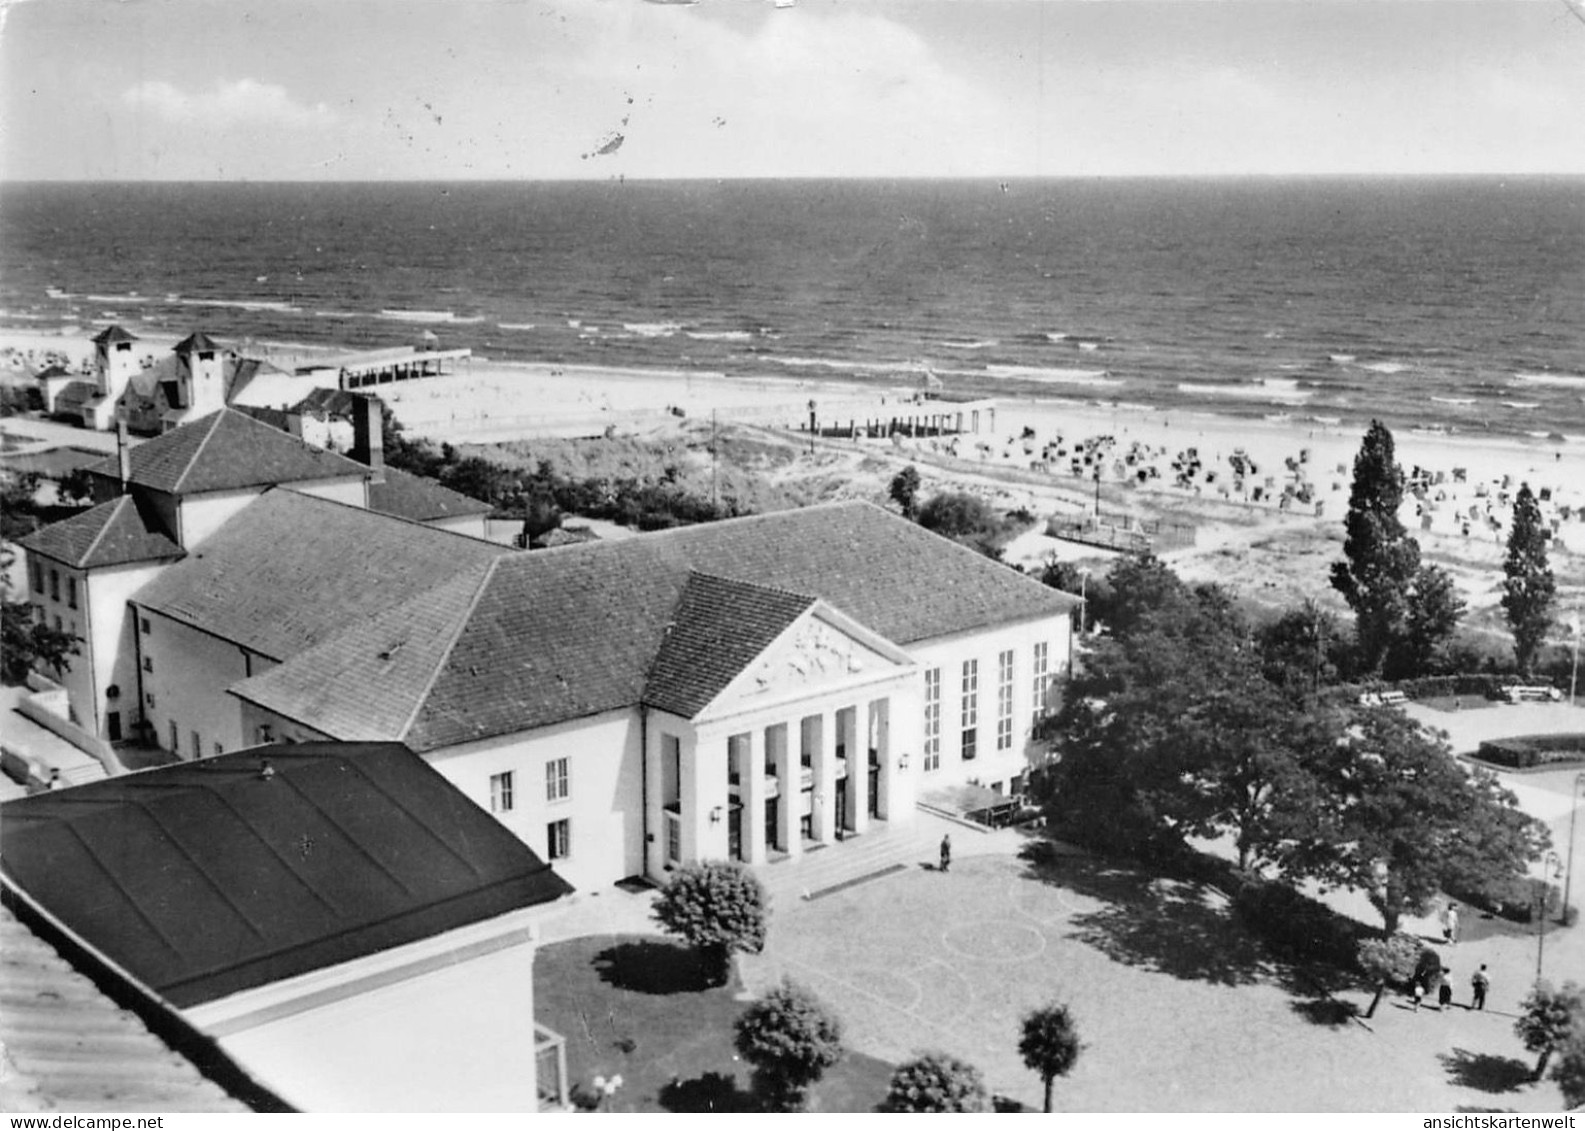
[54,380,98,412]
[131,488,507,661]
[236,502,1076,751]
[369,466,493,523]
[0,905,251,1113]
[84,409,368,496]
[91,325,137,345]
[0,743,573,1010]
[292,387,359,417]
[643,574,815,719]
[174,332,220,354]
[19,496,183,569]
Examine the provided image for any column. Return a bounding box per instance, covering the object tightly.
[813,711,838,842]
[769,723,798,859]
[850,704,871,835]
[742,728,766,865]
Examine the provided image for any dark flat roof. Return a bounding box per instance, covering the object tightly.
[0,743,572,1009]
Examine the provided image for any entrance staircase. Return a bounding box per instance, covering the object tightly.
[752,809,984,910]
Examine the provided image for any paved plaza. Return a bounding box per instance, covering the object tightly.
[738,849,1575,1112]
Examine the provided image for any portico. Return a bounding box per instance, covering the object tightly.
[642,595,917,880]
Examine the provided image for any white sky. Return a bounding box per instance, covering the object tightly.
[2,0,1582,179]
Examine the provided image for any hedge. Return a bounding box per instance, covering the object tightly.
[1475,733,1585,770]
[1320,673,1522,709]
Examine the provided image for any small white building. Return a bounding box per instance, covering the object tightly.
[0,743,573,1112]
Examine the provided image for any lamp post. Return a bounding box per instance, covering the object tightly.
[1536,850,1562,983]
[1562,771,1585,925]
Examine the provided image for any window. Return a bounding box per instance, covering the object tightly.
[140,617,151,634]
[1031,641,1051,728]
[213,742,224,757]
[665,813,681,864]
[547,818,571,860]
[29,560,42,593]
[49,569,59,602]
[168,720,179,753]
[255,723,273,744]
[996,649,1015,751]
[53,614,62,633]
[923,667,941,772]
[961,659,979,760]
[491,770,515,813]
[107,712,121,743]
[190,730,202,759]
[66,577,77,610]
[143,656,153,673]
[146,692,156,708]
[545,757,569,802]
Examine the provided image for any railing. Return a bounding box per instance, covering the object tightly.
[535,1024,569,1110]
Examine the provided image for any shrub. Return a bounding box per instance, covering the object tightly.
[651,862,768,987]
[1477,734,1585,771]
[734,979,844,1111]
[882,1052,991,1113]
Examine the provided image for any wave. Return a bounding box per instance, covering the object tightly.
[939,339,997,350]
[1360,361,1410,375]
[686,330,753,342]
[1430,397,1476,407]
[1046,332,1069,342]
[497,322,537,331]
[753,354,925,375]
[1329,354,1356,363]
[313,309,362,319]
[1077,342,1100,352]
[86,292,151,304]
[1179,381,1313,402]
[1502,401,1540,410]
[624,321,681,338]
[1512,372,1585,388]
[174,296,302,314]
[983,364,1120,387]
[378,309,485,324]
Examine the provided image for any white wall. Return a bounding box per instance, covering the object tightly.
[907,611,1071,797]
[423,708,644,892]
[136,609,267,757]
[237,700,330,749]
[425,512,488,539]
[85,560,171,740]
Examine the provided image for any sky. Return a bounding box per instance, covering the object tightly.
[2,0,1582,180]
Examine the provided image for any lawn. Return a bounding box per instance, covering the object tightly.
[534,934,894,1112]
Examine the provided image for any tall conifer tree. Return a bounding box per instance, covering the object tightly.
[1330,421,1421,673]
[1501,483,1555,674]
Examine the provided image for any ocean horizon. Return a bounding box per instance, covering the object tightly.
[3,176,1582,439]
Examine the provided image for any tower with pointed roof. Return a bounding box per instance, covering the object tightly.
[92,325,141,419]
[169,332,227,427]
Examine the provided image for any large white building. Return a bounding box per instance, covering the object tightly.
[20,406,1078,892]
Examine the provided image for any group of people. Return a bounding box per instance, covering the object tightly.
[1410,902,1492,1013]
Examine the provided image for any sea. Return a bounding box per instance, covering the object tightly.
[1,177,1582,439]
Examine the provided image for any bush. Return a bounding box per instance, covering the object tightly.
[734,979,844,1111]
[882,1052,990,1113]
[1231,878,1365,970]
[1476,734,1585,770]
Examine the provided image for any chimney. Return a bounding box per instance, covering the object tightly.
[351,393,385,483]
[116,420,132,495]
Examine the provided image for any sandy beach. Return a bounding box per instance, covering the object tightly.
[6,325,1583,650]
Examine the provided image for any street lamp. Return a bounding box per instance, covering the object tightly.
[1536,850,1563,983]
[1562,771,1585,926]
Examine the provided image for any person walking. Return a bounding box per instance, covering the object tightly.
[1438,968,1454,1011]
[1445,904,1460,944]
[939,834,951,874]
[1471,965,1489,1011]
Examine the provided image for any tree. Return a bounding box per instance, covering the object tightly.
[0,545,81,684]
[1018,1003,1082,1113]
[650,862,767,987]
[1391,564,1466,678]
[1515,981,1583,1082]
[1331,421,1421,674]
[1255,599,1343,694]
[56,467,96,507]
[733,979,844,1111]
[882,1052,990,1113]
[888,465,921,519]
[1356,933,1421,1019]
[1299,708,1548,934]
[1502,483,1556,675]
[915,491,1009,559]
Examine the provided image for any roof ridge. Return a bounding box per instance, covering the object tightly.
[170,410,227,495]
[395,559,504,744]
[264,483,510,550]
[77,495,129,566]
[686,569,818,606]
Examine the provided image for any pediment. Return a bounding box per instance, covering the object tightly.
[699,609,911,719]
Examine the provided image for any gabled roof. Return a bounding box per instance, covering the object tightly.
[0,743,572,1010]
[132,488,507,661]
[643,574,815,719]
[20,496,183,569]
[234,502,1076,751]
[291,387,359,417]
[174,332,220,354]
[92,325,137,345]
[368,466,493,523]
[35,364,71,381]
[84,409,369,496]
[54,380,99,413]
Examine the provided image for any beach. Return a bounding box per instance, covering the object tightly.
[6,324,1583,647]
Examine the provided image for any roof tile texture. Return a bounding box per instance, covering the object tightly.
[20,496,184,569]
